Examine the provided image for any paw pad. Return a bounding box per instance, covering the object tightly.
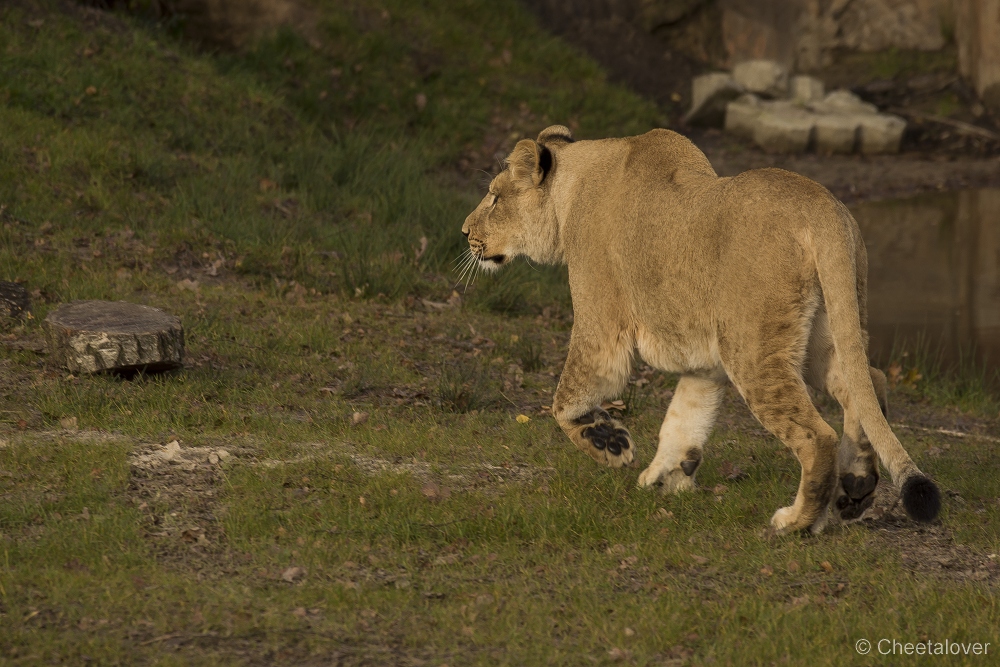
[836,472,878,520]
[581,422,631,456]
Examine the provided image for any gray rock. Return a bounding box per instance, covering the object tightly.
[44,300,184,374]
[857,113,907,154]
[732,59,788,98]
[752,107,815,153]
[0,282,30,319]
[684,73,745,127]
[790,75,825,104]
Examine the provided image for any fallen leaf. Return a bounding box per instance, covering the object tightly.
[352,411,369,426]
[176,278,200,292]
[281,566,306,583]
[608,647,632,662]
[787,560,801,573]
[760,565,774,576]
[820,561,834,572]
[60,415,78,431]
[516,414,530,423]
[691,554,709,565]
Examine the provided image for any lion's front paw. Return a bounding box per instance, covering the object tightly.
[833,471,878,521]
[570,409,634,467]
[638,465,696,494]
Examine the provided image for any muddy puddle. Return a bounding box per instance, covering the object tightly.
[851,188,1000,374]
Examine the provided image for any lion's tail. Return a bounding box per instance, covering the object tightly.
[811,200,941,523]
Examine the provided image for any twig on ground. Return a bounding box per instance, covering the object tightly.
[888,108,1000,141]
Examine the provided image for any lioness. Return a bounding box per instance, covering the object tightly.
[462,125,941,534]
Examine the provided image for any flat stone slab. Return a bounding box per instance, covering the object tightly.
[44,300,184,374]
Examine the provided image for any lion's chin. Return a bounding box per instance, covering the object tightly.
[479,254,507,271]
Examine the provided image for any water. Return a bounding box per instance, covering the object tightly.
[850,188,1000,375]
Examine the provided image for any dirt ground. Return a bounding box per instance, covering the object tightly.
[523,2,1000,204]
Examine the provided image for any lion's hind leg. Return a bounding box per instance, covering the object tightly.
[730,362,840,535]
[804,310,882,523]
[637,374,726,494]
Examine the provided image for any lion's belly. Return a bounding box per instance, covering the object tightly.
[635,325,722,374]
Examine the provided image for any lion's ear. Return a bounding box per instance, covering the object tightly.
[508,139,553,187]
[537,125,574,145]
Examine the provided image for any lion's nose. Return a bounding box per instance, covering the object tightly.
[462,229,470,237]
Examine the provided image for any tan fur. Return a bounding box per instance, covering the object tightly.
[463,126,935,534]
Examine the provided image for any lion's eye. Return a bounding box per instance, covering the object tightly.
[488,193,498,207]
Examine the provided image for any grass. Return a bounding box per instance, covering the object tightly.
[1,1,999,665]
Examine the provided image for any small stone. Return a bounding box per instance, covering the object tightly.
[208,452,220,465]
[59,416,79,431]
[820,560,834,572]
[516,414,530,423]
[787,560,801,573]
[760,565,774,576]
[624,627,635,637]
[351,411,369,426]
[158,440,182,462]
[216,449,230,460]
[281,566,306,582]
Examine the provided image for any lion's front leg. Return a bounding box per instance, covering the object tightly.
[551,325,635,468]
[637,374,726,493]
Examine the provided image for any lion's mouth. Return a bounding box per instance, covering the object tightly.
[483,254,506,265]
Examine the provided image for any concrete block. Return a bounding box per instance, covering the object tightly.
[811,89,878,115]
[685,72,745,127]
[790,75,825,104]
[752,107,815,153]
[813,114,861,153]
[724,94,762,139]
[732,59,788,98]
[858,113,907,154]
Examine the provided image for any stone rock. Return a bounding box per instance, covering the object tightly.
[790,75,824,104]
[724,94,763,139]
[44,300,184,374]
[857,113,906,154]
[684,72,745,126]
[0,282,30,319]
[810,90,878,115]
[813,113,861,154]
[732,59,788,98]
[751,106,815,153]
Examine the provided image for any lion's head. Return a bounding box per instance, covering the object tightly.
[461,125,574,271]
